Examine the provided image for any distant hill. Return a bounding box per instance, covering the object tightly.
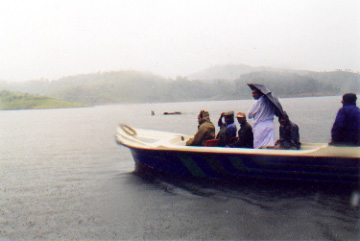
[186,64,359,97]
[187,64,278,81]
[187,64,360,95]
[0,90,89,110]
[0,66,359,105]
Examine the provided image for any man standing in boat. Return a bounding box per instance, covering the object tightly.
[330,93,360,146]
[248,88,276,149]
[186,110,215,146]
[216,111,237,147]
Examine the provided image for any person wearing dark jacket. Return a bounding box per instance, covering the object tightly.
[216,111,237,147]
[186,110,215,146]
[330,93,360,146]
[231,112,253,148]
[275,112,301,150]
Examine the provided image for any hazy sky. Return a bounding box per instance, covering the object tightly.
[0,0,359,82]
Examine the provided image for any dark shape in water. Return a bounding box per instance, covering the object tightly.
[163,111,182,115]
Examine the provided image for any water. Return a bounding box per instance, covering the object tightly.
[0,96,359,240]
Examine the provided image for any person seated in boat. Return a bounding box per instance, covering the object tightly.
[230,112,254,148]
[216,111,237,147]
[186,110,216,146]
[275,112,301,150]
[329,93,360,146]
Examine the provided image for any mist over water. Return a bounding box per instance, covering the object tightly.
[0,96,359,239]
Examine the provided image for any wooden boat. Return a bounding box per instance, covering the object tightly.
[116,124,360,184]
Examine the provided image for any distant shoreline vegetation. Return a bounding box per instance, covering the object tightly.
[0,65,358,105]
[0,90,89,110]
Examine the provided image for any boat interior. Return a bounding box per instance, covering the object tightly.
[116,124,359,158]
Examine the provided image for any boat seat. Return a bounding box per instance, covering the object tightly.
[205,139,220,147]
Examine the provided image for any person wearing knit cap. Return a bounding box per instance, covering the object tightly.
[330,93,360,146]
[186,110,215,146]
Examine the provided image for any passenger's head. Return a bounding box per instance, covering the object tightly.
[279,112,290,125]
[342,93,357,105]
[198,110,210,123]
[252,89,262,100]
[224,111,234,124]
[236,112,247,125]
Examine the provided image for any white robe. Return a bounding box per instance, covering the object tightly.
[248,96,275,149]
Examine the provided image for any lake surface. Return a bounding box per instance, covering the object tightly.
[0,96,359,240]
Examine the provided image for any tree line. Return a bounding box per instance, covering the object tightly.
[0,68,358,105]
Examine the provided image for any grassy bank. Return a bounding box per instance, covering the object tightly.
[0,90,89,110]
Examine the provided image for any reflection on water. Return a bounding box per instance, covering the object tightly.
[133,168,360,239]
[135,165,358,202]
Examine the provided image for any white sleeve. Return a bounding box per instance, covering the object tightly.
[248,100,259,119]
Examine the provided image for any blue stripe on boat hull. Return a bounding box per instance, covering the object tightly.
[129,148,360,184]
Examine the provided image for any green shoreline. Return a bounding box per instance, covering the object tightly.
[0,89,346,111]
[0,90,89,110]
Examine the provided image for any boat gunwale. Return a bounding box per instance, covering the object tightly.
[116,125,360,160]
[116,137,360,160]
